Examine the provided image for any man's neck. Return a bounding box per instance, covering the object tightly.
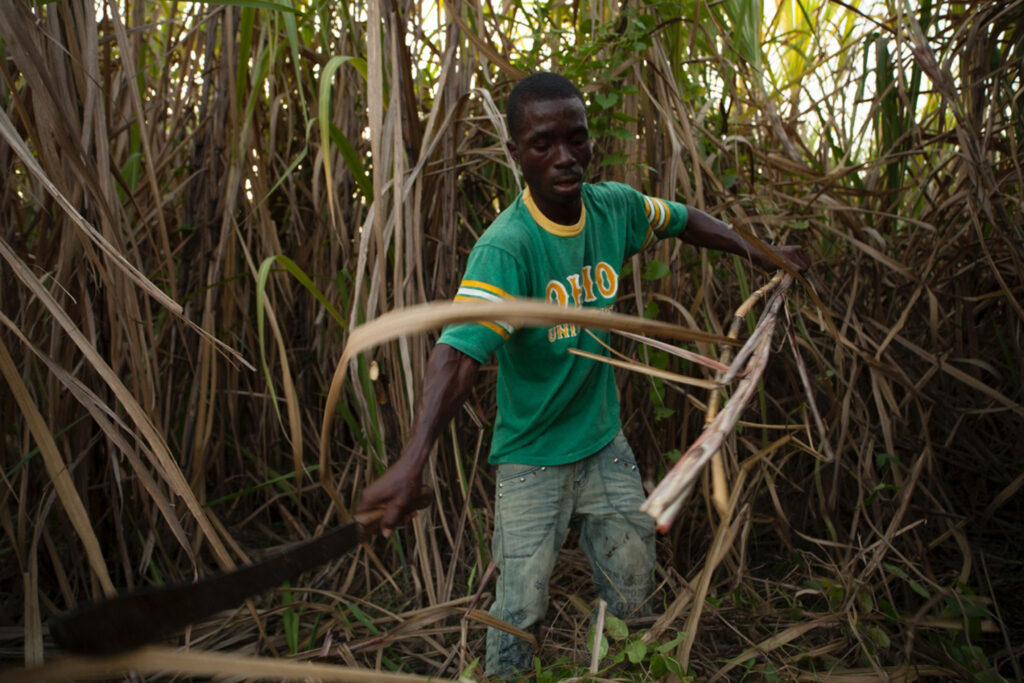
[544,202,583,226]
[523,188,585,237]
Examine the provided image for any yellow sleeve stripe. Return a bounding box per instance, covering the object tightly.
[460,280,513,299]
[643,196,657,225]
[641,223,656,249]
[456,290,507,303]
[480,321,512,340]
[452,295,517,337]
[644,196,671,233]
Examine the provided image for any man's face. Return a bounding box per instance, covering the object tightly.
[508,97,592,224]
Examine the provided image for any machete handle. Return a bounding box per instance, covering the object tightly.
[353,485,433,536]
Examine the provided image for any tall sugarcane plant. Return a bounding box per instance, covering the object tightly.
[1,0,1022,679]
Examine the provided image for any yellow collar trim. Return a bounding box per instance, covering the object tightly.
[523,187,585,237]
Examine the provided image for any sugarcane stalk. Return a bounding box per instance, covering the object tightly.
[643,331,774,530]
[710,273,790,515]
[719,273,789,386]
[643,275,792,530]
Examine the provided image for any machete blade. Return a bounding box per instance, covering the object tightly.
[50,510,384,655]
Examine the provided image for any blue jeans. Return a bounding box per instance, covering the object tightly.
[486,432,655,677]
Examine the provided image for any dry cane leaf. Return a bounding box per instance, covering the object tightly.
[0,645,451,683]
[318,299,736,484]
[0,334,115,595]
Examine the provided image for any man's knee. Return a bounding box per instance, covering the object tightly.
[591,523,655,616]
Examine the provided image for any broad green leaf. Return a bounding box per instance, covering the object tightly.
[600,152,630,167]
[256,255,348,431]
[594,92,619,109]
[318,56,370,212]
[329,123,373,200]
[642,259,670,281]
[867,625,891,649]
[720,0,763,72]
[908,580,930,599]
[605,613,629,640]
[650,652,668,677]
[281,0,308,122]
[626,638,647,664]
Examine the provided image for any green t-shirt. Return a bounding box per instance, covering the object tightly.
[438,181,688,465]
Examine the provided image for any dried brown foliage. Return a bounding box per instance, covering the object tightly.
[1,0,1021,679]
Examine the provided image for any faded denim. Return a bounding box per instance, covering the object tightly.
[486,432,655,678]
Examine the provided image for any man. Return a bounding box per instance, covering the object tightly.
[357,72,808,676]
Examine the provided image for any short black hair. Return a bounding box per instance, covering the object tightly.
[506,72,585,140]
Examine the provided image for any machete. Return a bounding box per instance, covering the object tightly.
[49,493,430,655]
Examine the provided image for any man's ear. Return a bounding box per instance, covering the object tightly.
[506,140,520,165]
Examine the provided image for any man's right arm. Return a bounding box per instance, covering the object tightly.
[355,343,480,534]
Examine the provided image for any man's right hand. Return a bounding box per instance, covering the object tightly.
[356,456,426,536]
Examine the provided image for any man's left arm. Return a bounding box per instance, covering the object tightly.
[681,206,810,273]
